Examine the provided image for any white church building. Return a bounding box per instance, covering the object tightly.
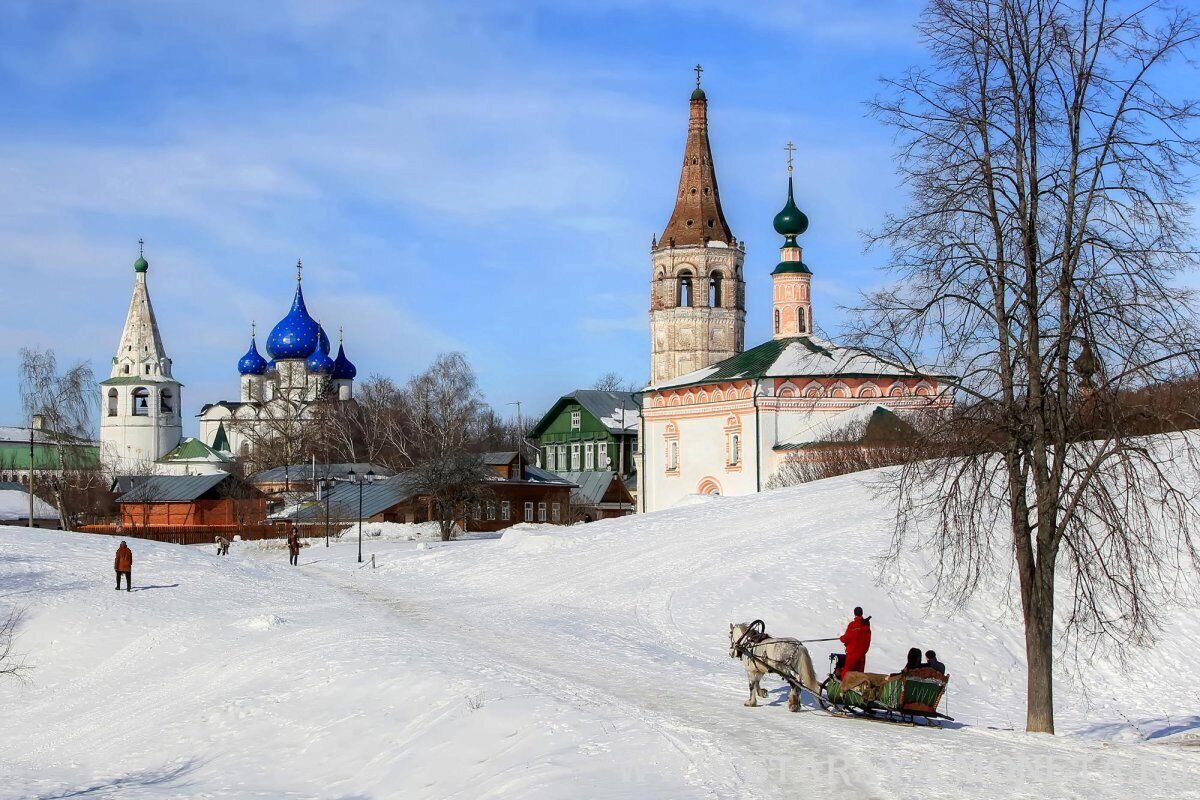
[99,248,359,477]
[638,80,950,512]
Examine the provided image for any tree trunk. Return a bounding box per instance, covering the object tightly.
[1024,575,1055,734]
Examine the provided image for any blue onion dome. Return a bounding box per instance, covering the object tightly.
[331,343,357,380]
[267,359,277,372]
[318,325,331,355]
[306,348,334,374]
[773,176,809,239]
[266,282,321,360]
[237,335,268,376]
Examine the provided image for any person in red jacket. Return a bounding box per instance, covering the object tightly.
[839,606,872,679]
[114,541,133,591]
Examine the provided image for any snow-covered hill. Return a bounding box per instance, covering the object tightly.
[2,464,1198,798]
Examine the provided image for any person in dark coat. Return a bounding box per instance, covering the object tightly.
[903,647,923,673]
[114,541,133,591]
[924,650,946,674]
[839,607,872,679]
[287,531,300,566]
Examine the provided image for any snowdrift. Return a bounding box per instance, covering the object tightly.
[3,445,1199,798]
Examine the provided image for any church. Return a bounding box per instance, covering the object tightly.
[637,76,950,513]
[99,249,359,477]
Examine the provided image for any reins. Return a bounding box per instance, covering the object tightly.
[732,620,823,695]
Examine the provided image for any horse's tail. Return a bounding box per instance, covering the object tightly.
[795,644,819,695]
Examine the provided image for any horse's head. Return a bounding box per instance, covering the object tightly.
[729,622,750,659]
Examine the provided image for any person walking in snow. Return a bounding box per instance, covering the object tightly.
[215,536,230,556]
[839,606,872,679]
[114,540,133,591]
[286,530,300,566]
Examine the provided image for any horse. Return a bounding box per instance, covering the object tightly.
[729,621,819,712]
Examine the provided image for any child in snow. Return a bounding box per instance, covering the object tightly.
[114,541,133,591]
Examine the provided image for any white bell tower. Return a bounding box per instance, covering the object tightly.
[99,241,183,475]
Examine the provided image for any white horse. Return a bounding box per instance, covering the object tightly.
[729,621,819,712]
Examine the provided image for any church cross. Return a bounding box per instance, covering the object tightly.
[694,63,703,87]
[296,258,303,283]
[138,238,144,257]
[785,141,796,175]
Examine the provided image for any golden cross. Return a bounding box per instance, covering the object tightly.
[785,141,796,175]
[694,63,703,87]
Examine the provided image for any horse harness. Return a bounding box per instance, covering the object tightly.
[731,619,817,695]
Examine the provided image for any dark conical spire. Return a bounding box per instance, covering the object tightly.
[659,69,734,247]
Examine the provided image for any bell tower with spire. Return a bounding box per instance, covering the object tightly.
[99,240,183,475]
[649,67,746,385]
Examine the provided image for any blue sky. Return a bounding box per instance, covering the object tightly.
[0,0,928,432]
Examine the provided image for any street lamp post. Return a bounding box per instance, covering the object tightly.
[347,468,375,564]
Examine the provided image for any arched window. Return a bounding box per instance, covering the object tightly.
[774,309,781,334]
[798,308,807,333]
[160,388,174,413]
[107,388,118,417]
[677,270,694,307]
[709,272,723,307]
[132,387,150,416]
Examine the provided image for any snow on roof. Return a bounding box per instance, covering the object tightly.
[648,336,945,391]
[0,488,58,521]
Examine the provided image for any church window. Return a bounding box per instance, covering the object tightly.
[799,308,807,333]
[571,444,581,470]
[685,219,694,228]
[107,389,118,417]
[774,309,781,334]
[545,447,556,471]
[729,433,742,466]
[123,364,129,374]
[538,502,547,522]
[668,440,679,471]
[690,187,697,195]
[570,410,581,430]
[707,219,714,228]
[677,271,694,307]
[160,389,174,413]
[131,387,150,416]
[710,273,723,307]
[584,442,595,470]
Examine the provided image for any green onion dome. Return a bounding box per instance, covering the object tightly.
[134,255,149,273]
[773,176,808,237]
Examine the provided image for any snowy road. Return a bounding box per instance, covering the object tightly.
[3,471,1199,798]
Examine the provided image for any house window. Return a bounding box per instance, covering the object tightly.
[501,501,511,520]
[132,387,150,416]
[551,502,561,523]
[570,410,581,430]
[107,388,118,417]
[584,442,595,470]
[537,502,547,522]
[557,444,567,467]
[571,444,581,470]
[545,447,556,471]
[597,442,610,469]
[487,502,496,520]
[524,502,534,521]
[472,503,482,520]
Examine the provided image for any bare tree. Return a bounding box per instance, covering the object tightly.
[18,348,101,530]
[592,372,639,392]
[409,452,495,541]
[0,608,29,682]
[850,0,1200,733]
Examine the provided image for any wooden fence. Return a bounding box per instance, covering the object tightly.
[76,522,293,547]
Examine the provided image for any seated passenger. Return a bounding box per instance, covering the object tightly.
[924,649,946,674]
[902,647,922,674]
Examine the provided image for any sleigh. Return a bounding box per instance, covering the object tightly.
[818,654,953,725]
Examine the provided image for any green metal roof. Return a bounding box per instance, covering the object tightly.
[771,260,812,275]
[100,376,185,387]
[160,437,232,463]
[211,422,231,452]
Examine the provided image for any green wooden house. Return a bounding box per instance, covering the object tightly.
[529,390,641,480]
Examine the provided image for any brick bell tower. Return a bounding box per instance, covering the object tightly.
[649,66,746,385]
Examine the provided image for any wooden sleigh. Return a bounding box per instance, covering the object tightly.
[818,655,953,726]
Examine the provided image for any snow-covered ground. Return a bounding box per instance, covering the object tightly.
[2,467,1199,798]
